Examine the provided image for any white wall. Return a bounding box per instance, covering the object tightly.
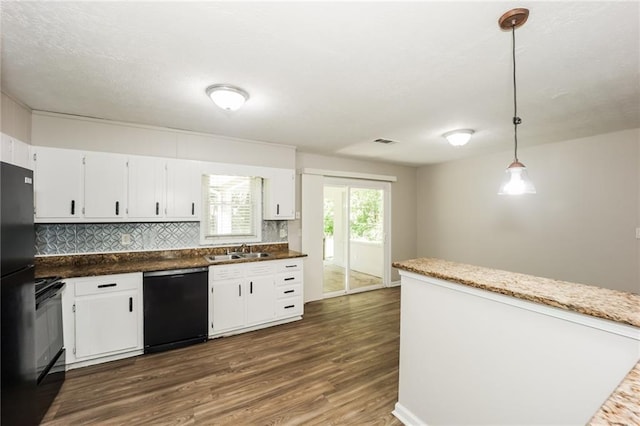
[31,111,296,169]
[1,92,32,143]
[417,129,640,293]
[291,152,417,283]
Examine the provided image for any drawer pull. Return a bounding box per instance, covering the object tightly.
[284,290,295,294]
[284,277,295,281]
[238,284,241,297]
[285,265,297,269]
[98,283,117,289]
[284,305,295,309]
[250,281,253,294]
[129,297,133,312]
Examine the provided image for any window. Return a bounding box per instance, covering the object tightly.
[200,174,262,244]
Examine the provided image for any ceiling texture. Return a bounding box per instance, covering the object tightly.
[1,1,639,166]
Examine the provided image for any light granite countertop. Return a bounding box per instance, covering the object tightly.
[393,258,640,328]
[393,257,640,425]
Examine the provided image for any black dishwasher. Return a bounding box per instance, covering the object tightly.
[143,267,208,354]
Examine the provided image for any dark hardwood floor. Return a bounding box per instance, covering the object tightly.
[43,287,402,425]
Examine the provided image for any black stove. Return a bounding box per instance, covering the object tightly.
[33,276,66,424]
[35,276,63,298]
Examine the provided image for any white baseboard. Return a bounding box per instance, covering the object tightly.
[392,402,427,426]
[389,280,401,287]
[66,349,143,370]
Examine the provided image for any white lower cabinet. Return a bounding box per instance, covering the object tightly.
[211,279,246,332]
[209,259,304,337]
[62,272,143,368]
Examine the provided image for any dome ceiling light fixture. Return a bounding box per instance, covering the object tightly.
[205,84,249,111]
[443,129,474,147]
[497,8,536,196]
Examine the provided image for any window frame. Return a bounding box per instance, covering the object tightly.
[199,174,263,246]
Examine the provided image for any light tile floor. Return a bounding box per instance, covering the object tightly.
[323,262,382,293]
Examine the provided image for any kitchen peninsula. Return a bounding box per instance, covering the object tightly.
[392,258,640,425]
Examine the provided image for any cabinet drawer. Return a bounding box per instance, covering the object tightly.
[210,265,243,281]
[275,260,303,273]
[74,274,141,296]
[245,262,275,276]
[276,297,303,317]
[276,284,302,299]
[276,271,303,286]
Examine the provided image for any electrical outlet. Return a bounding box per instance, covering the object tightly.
[121,233,132,246]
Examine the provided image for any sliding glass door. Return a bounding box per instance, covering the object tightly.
[323,178,388,296]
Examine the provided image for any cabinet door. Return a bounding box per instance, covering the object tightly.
[74,290,139,358]
[84,152,128,219]
[246,275,275,325]
[33,147,84,220]
[128,156,165,219]
[166,159,201,220]
[211,280,245,333]
[263,168,295,220]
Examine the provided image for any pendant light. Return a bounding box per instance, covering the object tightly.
[498,8,536,195]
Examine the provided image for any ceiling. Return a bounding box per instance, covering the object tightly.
[1,1,638,166]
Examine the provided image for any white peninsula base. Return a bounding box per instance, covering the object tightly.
[394,271,640,425]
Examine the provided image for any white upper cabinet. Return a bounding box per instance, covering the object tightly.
[263,168,295,220]
[84,152,128,219]
[31,146,298,224]
[166,158,201,220]
[128,156,165,220]
[33,146,84,221]
[1,132,31,169]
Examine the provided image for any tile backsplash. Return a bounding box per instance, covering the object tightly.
[36,221,288,255]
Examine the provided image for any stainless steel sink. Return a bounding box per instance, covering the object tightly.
[240,252,270,259]
[204,254,243,262]
[204,252,270,263]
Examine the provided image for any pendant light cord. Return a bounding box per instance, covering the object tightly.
[512,24,521,162]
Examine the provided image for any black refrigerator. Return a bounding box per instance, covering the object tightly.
[1,161,37,426]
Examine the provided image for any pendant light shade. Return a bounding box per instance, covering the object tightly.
[498,8,536,195]
[206,84,249,111]
[498,161,536,195]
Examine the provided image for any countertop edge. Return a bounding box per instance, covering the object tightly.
[36,250,307,279]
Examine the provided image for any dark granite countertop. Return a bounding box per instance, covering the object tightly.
[35,243,306,279]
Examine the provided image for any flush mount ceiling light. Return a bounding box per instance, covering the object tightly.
[443,129,474,147]
[205,84,249,111]
[497,8,536,196]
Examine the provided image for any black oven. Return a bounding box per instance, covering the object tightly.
[35,277,66,423]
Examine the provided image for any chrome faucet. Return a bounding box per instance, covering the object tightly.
[238,243,249,253]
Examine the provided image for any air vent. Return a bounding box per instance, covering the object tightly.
[373,138,397,145]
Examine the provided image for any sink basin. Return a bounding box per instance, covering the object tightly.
[241,252,270,259]
[204,254,243,262]
[204,252,271,263]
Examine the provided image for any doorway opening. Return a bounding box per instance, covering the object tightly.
[322,178,389,297]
